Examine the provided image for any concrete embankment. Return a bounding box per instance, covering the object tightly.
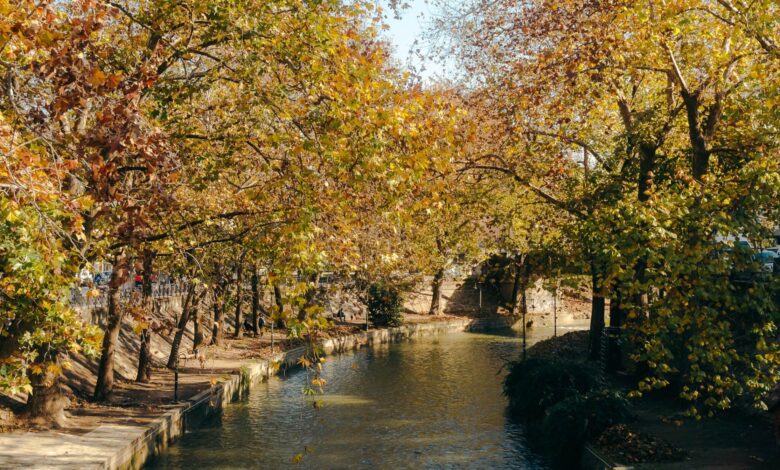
[0,319,472,470]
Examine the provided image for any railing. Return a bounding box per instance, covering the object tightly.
[69,282,188,309]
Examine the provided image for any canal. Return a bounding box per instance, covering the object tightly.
[147,326,583,469]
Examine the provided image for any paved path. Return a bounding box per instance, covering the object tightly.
[0,424,147,469]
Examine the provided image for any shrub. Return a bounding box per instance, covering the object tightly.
[542,392,634,468]
[503,358,600,419]
[367,283,403,327]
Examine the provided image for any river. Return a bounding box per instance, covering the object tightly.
[147,325,584,469]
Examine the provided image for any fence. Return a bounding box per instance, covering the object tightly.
[69,282,189,309]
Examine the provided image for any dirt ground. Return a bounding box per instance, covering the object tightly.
[627,395,780,469]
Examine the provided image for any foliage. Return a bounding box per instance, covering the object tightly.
[541,392,634,468]
[1,0,778,432]
[0,199,101,395]
[367,283,404,327]
[503,358,600,419]
[503,357,632,467]
[435,0,780,416]
[1,0,464,406]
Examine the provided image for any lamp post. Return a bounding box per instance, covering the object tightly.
[553,280,558,338]
[473,274,482,315]
[522,304,527,361]
[173,352,186,402]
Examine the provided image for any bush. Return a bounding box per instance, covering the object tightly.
[503,358,600,419]
[542,392,634,468]
[367,283,403,327]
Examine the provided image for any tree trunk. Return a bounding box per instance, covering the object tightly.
[509,254,527,316]
[682,91,711,180]
[191,299,204,353]
[588,269,606,360]
[26,352,67,427]
[211,287,225,346]
[210,263,226,346]
[429,268,445,315]
[610,282,625,329]
[94,255,130,401]
[297,272,320,321]
[167,284,196,369]
[233,260,245,338]
[273,283,285,328]
[606,281,626,372]
[519,257,531,321]
[251,268,260,335]
[633,143,656,318]
[135,330,152,383]
[135,249,154,383]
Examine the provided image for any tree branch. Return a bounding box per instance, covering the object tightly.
[460,163,585,219]
[110,210,253,249]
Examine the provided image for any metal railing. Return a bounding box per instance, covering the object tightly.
[69,282,188,308]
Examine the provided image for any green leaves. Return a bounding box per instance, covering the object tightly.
[0,198,102,396]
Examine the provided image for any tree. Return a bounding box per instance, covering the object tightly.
[433,0,780,415]
[0,1,104,423]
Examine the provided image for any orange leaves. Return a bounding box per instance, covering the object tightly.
[88,68,106,87]
[87,68,122,89]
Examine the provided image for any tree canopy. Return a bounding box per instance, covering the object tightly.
[1,0,778,421]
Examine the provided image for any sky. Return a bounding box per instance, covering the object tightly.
[377,0,449,80]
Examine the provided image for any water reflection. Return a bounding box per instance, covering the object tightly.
[147,326,583,469]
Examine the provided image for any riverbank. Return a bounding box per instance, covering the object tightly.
[519,331,780,469]
[0,316,472,469]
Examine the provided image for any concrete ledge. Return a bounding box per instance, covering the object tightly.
[581,444,634,470]
[0,318,473,470]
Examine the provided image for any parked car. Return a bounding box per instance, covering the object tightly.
[77,268,92,285]
[93,271,112,285]
[774,254,780,276]
[719,245,777,282]
[755,250,779,274]
[133,273,157,287]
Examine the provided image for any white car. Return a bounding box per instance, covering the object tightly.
[77,268,92,285]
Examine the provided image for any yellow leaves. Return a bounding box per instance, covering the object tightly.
[310,377,326,387]
[5,209,20,223]
[87,68,122,88]
[132,321,149,334]
[106,73,122,88]
[88,68,106,87]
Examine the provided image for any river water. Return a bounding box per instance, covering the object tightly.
[147,325,583,469]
